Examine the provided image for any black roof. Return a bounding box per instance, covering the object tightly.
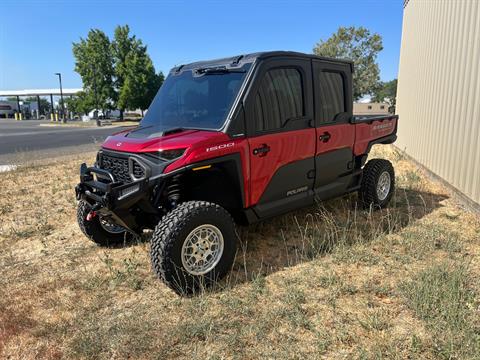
[171,51,354,73]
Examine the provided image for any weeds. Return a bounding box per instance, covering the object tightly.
[100,252,144,290]
[402,169,422,188]
[1,146,479,359]
[358,308,392,331]
[400,261,480,359]
[0,203,12,216]
[400,223,463,260]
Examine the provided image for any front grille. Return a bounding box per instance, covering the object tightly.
[100,153,131,183]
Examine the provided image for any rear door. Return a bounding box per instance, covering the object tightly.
[312,60,355,199]
[244,58,316,218]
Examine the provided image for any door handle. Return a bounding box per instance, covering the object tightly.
[319,132,331,143]
[253,144,270,156]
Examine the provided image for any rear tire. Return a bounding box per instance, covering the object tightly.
[77,200,130,246]
[359,159,395,209]
[150,201,237,295]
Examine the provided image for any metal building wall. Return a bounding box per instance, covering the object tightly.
[396,0,480,204]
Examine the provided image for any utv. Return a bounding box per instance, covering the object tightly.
[76,51,398,294]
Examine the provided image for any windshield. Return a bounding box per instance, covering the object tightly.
[139,63,251,134]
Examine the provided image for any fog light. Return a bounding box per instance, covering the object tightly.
[118,184,140,199]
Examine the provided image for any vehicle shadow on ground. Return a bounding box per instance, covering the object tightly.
[222,187,448,290]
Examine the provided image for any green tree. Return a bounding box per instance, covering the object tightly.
[372,79,397,113]
[143,70,164,111]
[118,43,164,113]
[64,91,93,116]
[73,29,115,115]
[313,26,383,100]
[112,25,139,117]
[73,26,163,120]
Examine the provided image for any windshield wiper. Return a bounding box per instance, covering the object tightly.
[195,66,246,75]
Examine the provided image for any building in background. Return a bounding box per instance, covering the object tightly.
[396,0,480,205]
[353,102,390,116]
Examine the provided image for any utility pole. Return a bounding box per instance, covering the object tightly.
[92,66,100,127]
[55,73,66,123]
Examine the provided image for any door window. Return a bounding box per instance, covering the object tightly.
[317,71,345,123]
[254,68,304,132]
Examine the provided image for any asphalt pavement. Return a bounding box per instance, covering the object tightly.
[0,120,134,165]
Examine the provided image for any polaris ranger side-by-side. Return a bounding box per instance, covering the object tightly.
[76,51,398,294]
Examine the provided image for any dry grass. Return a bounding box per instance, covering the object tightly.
[0,146,479,359]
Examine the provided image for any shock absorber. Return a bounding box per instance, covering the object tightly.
[167,175,182,208]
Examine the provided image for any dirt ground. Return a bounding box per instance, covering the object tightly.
[0,145,479,359]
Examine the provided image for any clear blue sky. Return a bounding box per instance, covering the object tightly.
[0,0,403,91]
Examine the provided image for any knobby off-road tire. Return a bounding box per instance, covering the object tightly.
[360,159,395,209]
[150,201,237,295]
[77,200,130,246]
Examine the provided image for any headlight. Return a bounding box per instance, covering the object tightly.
[147,148,186,161]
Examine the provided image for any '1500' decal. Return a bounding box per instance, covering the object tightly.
[206,143,234,152]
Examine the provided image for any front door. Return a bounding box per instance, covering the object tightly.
[245,59,316,218]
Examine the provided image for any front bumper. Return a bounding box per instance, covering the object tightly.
[75,163,157,232]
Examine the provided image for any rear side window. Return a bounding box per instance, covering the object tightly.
[254,68,304,131]
[317,71,345,123]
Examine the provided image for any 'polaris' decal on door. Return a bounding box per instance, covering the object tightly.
[286,186,308,196]
[206,143,234,152]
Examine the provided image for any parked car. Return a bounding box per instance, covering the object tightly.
[0,102,15,118]
[87,109,121,120]
[75,51,398,294]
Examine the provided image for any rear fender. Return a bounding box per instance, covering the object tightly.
[353,115,398,156]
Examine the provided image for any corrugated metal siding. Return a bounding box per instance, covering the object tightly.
[396,0,480,204]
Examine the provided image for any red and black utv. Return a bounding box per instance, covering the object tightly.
[76,51,398,294]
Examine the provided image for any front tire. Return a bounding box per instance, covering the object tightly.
[150,201,237,295]
[77,200,130,246]
[359,159,395,209]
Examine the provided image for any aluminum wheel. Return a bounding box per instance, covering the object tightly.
[376,171,391,201]
[99,216,125,234]
[181,224,224,276]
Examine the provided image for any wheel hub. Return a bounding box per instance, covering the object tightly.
[181,224,224,275]
[99,216,125,234]
[376,171,391,201]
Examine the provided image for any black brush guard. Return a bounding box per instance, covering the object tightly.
[75,163,158,232]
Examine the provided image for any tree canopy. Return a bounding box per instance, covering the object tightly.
[72,25,163,116]
[313,26,383,100]
[73,29,115,113]
[112,25,164,112]
[372,79,398,113]
[64,91,93,116]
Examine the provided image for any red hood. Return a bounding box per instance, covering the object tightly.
[102,128,230,153]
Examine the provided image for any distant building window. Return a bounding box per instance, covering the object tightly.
[368,105,372,110]
[380,105,385,109]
